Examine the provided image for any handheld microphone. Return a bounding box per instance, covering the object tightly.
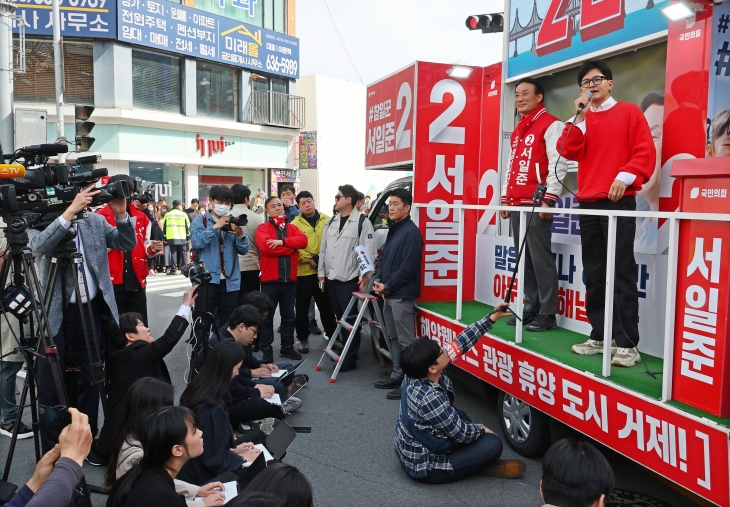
[576,91,593,116]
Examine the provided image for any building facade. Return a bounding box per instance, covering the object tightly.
[11,0,302,205]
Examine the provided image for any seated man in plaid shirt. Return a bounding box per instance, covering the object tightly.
[395,303,526,484]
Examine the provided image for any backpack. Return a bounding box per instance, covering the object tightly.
[327,213,367,238]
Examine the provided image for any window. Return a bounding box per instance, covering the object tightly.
[273,0,285,32]
[197,63,238,120]
[132,50,182,113]
[13,40,94,104]
[263,0,273,30]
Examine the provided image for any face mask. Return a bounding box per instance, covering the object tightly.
[213,204,231,216]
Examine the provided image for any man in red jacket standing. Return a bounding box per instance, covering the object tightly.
[557,59,655,367]
[500,77,566,332]
[100,174,163,325]
[256,196,309,363]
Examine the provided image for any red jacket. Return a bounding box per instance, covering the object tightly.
[256,219,308,283]
[99,205,150,289]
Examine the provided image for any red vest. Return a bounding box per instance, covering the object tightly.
[503,104,560,206]
[99,205,149,289]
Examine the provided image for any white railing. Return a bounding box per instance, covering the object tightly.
[411,202,730,403]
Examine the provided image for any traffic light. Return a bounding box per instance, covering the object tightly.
[75,105,95,152]
[465,14,505,34]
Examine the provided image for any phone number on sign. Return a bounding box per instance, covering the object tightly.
[17,0,108,6]
[266,55,297,76]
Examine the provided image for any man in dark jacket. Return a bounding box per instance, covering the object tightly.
[373,188,425,400]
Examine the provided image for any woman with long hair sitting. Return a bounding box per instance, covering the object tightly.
[105,377,226,507]
[178,340,266,487]
[107,406,213,507]
[242,463,313,507]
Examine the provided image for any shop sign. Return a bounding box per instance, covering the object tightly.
[117,0,299,78]
[13,0,117,38]
[299,131,317,170]
[417,307,730,507]
[196,134,235,157]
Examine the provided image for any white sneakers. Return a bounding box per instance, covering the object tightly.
[571,339,640,367]
[611,348,641,367]
[571,339,618,355]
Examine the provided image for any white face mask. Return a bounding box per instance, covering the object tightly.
[213,204,231,216]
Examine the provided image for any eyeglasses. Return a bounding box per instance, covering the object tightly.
[334,194,344,201]
[580,75,608,88]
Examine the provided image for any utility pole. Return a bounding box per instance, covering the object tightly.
[0,0,16,153]
[51,0,66,160]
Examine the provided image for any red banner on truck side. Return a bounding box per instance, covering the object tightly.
[417,307,730,507]
[365,64,416,169]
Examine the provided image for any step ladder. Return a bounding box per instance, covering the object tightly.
[316,292,391,383]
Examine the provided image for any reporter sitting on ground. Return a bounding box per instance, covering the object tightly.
[540,439,614,507]
[101,286,198,458]
[242,463,313,507]
[107,406,216,507]
[106,377,227,507]
[396,303,525,484]
[195,304,301,420]
[5,408,92,507]
[179,340,267,488]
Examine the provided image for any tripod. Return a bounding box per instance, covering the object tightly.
[0,217,69,488]
[185,280,219,383]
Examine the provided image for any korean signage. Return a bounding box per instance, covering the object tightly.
[365,63,415,169]
[299,131,317,170]
[14,0,116,37]
[118,0,299,79]
[418,308,730,507]
[195,133,235,157]
[507,0,669,78]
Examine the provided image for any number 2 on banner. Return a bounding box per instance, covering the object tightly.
[536,0,625,56]
[429,79,466,145]
[395,81,412,150]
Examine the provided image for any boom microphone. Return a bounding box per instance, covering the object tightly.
[576,91,593,116]
[18,144,69,156]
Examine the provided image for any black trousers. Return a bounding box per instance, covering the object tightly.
[113,287,148,325]
[240,270,261,296]
[228,398,285,425]
[169,244,187,270]
[579,197,640,348]
[195,279,239,329]
[260,282,296,355]
[327,278,360,365]
[38,296,104,453]
[296,274,338,342]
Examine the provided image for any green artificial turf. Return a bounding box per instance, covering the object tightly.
[418,300,730,427]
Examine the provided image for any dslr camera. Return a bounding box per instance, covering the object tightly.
[181,258,212,285]
[131,178,155,204]
[220,213,248,234]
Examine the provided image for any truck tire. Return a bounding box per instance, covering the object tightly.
[497,391,551,457]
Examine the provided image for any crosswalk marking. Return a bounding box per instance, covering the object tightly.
[146,274,191,294]
[159,290,189,298]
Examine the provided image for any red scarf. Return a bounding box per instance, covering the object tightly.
[271,215,287,231]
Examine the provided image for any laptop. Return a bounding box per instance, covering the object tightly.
[273,359,307,383]
[256,420,298,460]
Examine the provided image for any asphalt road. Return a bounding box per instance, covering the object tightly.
[0,279,705,507]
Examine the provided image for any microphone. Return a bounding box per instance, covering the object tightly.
[576,91,593,116]
[18,144,69,156]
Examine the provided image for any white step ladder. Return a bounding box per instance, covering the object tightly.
[315,292,391,383]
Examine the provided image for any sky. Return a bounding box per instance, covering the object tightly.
[297,0,505,85]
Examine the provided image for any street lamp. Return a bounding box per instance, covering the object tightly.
[659,0,696,21]
[446,66,473,79]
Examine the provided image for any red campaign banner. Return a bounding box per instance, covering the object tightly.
[365,64,416,169]
[413,62,485,302]
[477,63,503,239]
[417,308,730,507]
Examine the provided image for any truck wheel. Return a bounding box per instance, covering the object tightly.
[497,391,551,457]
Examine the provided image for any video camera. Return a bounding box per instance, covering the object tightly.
[220,213,248,234]
[0,144,129,228]
[181,258,212,285]
[132,177,156,204]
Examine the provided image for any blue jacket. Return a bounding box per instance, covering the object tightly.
[190,211,249,291]
[375,216,424,300]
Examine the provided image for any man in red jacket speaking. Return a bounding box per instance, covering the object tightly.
[256,196,309,363]
[557,59,655,367]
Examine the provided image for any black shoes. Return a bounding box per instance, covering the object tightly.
[525,314,557,332]
[261,353,274,363]
[332,340,344,353]
[85,443,109,467]
[339,361,357,372]
[507,311,537,326]
[297,341,309,354]
[0,421,32,439]
[309,319,322,335]
[375,377,403,390]
[280,348,303,360]
[386,387,403,400]
[166,269,178,276]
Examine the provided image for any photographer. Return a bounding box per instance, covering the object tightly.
[190,185,250,328]
[29,185,136,456]
[99,174,163,325]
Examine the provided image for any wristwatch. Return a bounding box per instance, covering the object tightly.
[543,200,556,207]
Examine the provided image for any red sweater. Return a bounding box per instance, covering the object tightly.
[256,220,309,283]
[557,101,655,202]
[99,205,151,289]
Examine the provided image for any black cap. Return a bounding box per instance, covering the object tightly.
[172,199,181,207]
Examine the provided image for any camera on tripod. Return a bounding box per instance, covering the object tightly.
[181,258,212,285]
[220,213,248,233]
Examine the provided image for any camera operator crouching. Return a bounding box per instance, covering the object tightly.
[190,185,250,327]
[28,185,137,456]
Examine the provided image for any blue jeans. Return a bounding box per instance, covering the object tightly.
[416,433,504,484]
[0,360,22,424]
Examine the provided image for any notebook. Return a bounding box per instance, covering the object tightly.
[193,481,237,504]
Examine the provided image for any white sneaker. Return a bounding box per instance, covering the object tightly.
[282,396,302,415]
[611,348,641,367]
[571,339,618,355]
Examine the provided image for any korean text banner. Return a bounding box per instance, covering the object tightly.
[14,0,116,38]
[507,0,669,79]
[118,0,299,79]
